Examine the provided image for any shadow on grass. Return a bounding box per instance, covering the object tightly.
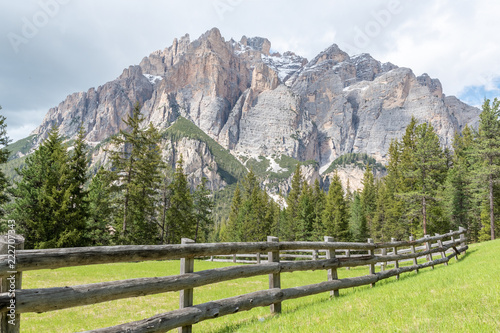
[460,248,476,259]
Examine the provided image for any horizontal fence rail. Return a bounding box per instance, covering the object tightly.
[0,230,466,277]
[210,238,462,264]
[0,228,468,332]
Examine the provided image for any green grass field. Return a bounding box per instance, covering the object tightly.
[23,240,500,332]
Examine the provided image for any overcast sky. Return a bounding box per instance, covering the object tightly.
[1,0,500,142]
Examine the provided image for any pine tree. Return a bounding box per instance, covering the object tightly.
[239,186,265,242]
[238,171,274,242]
[322,172,350,241]
[349,191,364,241]
[477,183,500,242]
[237,170,260,241]
[401,122,447,236]
[166,155,195,243]
[345,179,353,217]
[223,170,277,242]
[9,141,48,247]
[0,107,10,217]
[193,177,214,243]
[106,103,163,244]
[360,164,376,238]
[297,181,314,240]
[67,125,90,241]
[158,166,173,244]
[11,127,84,248]
[283,163,303,240]
[311,179,326,240]
[41,127,84,248]
[225,184,242,242]
[382,139,409,239]
[371,181,391,241]
[241,169,258,197]
[443,126,478,239]
[132,123,164,243]
[107,103,145,239]
[473,98,500,240]
[265,195,281,238]
[86,167,113,245]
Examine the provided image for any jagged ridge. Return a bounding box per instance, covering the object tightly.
[16,27,480,193]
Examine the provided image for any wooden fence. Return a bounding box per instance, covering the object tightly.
[0,228,467,333]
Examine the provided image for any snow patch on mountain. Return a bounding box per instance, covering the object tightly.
[266,156,287,173]
[143,74,163,84]
[261,52,306,83]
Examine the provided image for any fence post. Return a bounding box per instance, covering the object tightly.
[324,236,339,297]
[179,238,195,333]
[312,250,318,261]
[450,230,458,261]
[232,254,237,263]
[380,247,387,272]
[409,236,418,274]
[256,252,261,264]
[346,250,351,270]
[391,238,399,280]
[1,234,25,333]
[424,235,434,270]
[368,239,375,288]
[435,233,447,266]
[459,227,466,255]
[267,236,281,314]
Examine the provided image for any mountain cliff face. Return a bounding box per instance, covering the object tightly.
[29,28,480,192]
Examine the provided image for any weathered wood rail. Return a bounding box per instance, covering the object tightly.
[0,228,468,332]
[210,237,461,264]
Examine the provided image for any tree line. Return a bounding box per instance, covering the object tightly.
[218,99,500,243]
[0,103,214,249]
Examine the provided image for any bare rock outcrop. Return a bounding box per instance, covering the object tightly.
[32,65,153,144]
[28,28,481,192]
[165,137,225,191]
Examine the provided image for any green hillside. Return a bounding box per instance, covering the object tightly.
[0,155,27,183]
[0,135,37,183]
[6,134,36,160]
[324,152,386,174]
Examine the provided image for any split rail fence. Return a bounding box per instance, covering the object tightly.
[0,228,467,333]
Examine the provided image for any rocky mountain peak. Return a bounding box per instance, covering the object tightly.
[202,27,223,41]
[171,33,190,57]
[417,73,443,98]
[349,53,383,82]
[197,27,228,51]
[307,44,350,68]
[119,65,144,80]
[27,28,481,194]
[239,36,271,55]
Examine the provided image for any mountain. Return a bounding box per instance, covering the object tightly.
[11,27,480,194]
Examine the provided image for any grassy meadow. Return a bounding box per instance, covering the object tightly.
[23,239,500,332]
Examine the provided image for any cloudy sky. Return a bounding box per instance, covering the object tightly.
[1,0,500,142]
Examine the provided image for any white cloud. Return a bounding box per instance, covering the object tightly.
[1,0,500,140]
[8,123,39,143]
[381,0,500,97]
